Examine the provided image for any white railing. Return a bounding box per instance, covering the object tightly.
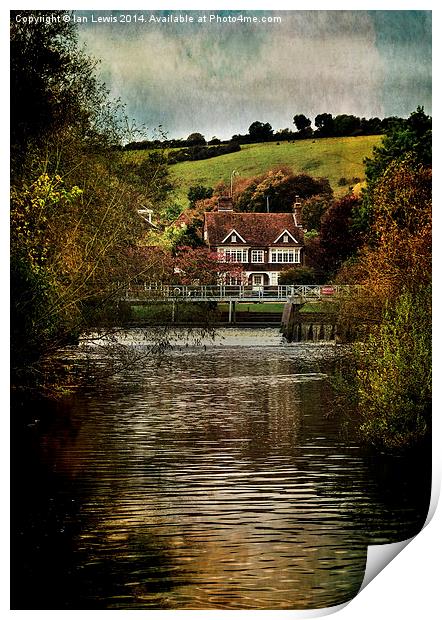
[121,283,353,301]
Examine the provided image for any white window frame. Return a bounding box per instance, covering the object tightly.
[251,249,265,263]
[220,247,249,263]
[270,247,301,264]
[270,272,279,285]
[225,274,244,285]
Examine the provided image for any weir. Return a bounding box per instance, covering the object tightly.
[281,296,339,342]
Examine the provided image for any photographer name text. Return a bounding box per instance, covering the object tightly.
[15,13,282,26]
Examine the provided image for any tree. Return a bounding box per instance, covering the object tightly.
[333,114,361,136]
[365,107,431,187]
[10,10,118,179]
[186,132,206,146]
[10,166,149,362]
[248,121,273,142]
[302,233,327,282]
[10,11,162,387]
[121,151,174,212]
[301,195,331,231]
[275,128,296,141]
[314,113,334,137]
[293,114,313,138]
[360,117,382,135]
[341,159,431,299]
[235,169,332,213]
[334,150,432,450]
[162,202,183,224]
[319,194,362,277]
[355,287,431,449]
[293,114,311,132]
[278,267,316,285]
[356,107,432,235]
[188,185,214,207]
[137,244,243,286]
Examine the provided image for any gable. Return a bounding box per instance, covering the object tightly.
[221,228,247,244]
[273,229,298,244]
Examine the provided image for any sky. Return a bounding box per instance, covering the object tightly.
[75,10,431,141]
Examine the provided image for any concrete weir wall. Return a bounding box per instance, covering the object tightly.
[281,297,338,342]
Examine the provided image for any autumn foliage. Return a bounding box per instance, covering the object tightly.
[335,132,432,449]
[338,159,431,306]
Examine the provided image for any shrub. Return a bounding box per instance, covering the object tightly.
[278,266,316,285]
[355,287,431,450]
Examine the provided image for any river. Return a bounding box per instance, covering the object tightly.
[11,327,431,610]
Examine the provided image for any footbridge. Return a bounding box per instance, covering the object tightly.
[123,283,353,304]
[121,284,354,328]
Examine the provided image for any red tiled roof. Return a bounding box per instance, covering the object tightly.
[204,212,303,247]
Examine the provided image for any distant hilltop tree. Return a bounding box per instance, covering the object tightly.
[275,128,297,141]
[333,114,362,137]
[123,112,424,154]
[293,114,313,138]
[167,141,240,164]
[248,121,274,142]
[314,113,334,137]
[293,114,311,131]
[186,132,206,146]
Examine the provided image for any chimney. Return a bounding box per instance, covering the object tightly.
[293,196,302,227]
[218,196,234,212]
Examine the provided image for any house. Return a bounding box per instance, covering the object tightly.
[203,199,304,286]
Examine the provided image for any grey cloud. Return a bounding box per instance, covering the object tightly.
[78,11,430,139]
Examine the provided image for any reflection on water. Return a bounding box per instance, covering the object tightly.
[11,329,430,610]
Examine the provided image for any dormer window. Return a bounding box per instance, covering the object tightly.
[221,229,246,244]
[273,229,297,244]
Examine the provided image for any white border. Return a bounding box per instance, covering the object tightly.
[4,2,440,618]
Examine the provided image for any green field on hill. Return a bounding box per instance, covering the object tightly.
[126,135,382,207]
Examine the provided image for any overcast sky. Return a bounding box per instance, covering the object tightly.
[76,10,432,141]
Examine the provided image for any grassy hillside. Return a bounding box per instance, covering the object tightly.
[127,135,382,206]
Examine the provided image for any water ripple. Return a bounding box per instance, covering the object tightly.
[13,335,430,610]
